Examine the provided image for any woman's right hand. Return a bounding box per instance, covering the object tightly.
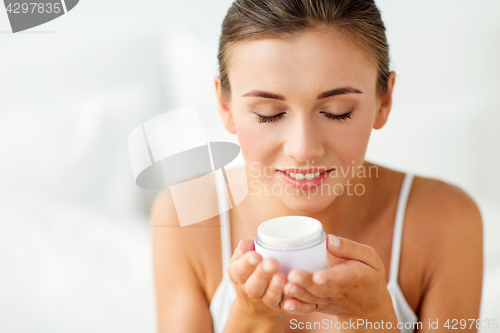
[227,238,317,318]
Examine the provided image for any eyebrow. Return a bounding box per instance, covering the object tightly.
[241,87,363,100]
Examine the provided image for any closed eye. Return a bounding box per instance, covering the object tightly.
[321,110,352,121]
[255,111,353,123]
[255,112,285,123]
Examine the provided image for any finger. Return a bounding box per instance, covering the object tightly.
[245,258,280,298]
[282,297,317,315]
[262,272,286,307]
[286,269,332,299]
[229,238,255,263]
[311,260,371,293]
[239,238,256,254]
[283,282,319,304]
[327,234,383,271]
[227,251,262,284]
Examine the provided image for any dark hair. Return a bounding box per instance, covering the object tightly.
[217,0,391,97]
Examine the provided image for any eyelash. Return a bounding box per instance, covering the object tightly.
[255,111,352,123]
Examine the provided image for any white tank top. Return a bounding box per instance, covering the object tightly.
[210,172,418,333]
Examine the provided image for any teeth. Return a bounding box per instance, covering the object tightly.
[287,172,322,180]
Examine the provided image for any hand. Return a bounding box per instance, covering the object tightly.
[227,238,317,318]
[281,234,394,321]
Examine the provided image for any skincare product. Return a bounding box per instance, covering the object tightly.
[254,216,328,275]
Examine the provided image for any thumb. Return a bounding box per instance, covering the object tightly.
[326,234,382,271]
[229,238,255,263]
[239,238,255,254]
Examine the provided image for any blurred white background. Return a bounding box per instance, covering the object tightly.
[0,0,498,332]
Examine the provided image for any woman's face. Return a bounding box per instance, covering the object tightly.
[216,26,395,213]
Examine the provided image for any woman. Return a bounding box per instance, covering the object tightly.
[151,0,483,332]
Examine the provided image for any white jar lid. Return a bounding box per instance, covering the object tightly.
[256,216,324,250]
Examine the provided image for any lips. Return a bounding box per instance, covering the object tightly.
[278,167,331,174]
[277,168,335,191]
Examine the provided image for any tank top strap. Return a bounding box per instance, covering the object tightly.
[215,171,233,279]
[388,173,415,285]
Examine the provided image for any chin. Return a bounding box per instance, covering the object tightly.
[279,193,335,213]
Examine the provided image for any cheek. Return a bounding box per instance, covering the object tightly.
[232,113,279,163]
[236,127,261,161]
[326,111,374,167]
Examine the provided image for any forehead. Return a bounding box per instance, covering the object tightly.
[227,27,377,97]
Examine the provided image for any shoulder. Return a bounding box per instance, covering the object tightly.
[374,164,483,271]
[406,174,483,317]
[409,174,483,268]
[409,175,482,235]
[376,166,484,317]
[150,187,225,330]
[151,188,220,331]
[150,186,223,290]
[374,165,482,265]
[371,162,483,233]
[150,172,225,236]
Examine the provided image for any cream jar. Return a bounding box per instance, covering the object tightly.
[254,216,328,275]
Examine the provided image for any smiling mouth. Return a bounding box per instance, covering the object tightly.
[278,168,335,180]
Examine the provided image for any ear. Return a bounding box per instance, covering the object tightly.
[214,76,236,134]
[373,71,396,130]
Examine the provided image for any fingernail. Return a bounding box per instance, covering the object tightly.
[247,254,258,266]
[271,275,282,287]
[286,302,296,311]
[262,260,276,273]
[329,234,341,248]
[238,239,243,248]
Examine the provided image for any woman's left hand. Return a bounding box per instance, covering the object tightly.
[282,234,395,321]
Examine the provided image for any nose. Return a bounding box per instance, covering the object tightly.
[283,114,325,163]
